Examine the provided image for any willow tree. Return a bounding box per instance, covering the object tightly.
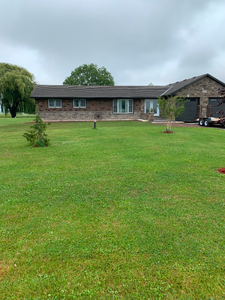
[0,63,36,118]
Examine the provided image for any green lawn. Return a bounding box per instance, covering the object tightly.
[0,118,225,299]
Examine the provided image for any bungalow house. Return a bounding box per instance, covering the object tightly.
[31,74,225,122]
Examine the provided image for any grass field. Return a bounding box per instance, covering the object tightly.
[0,113,36,118]
[0,118,225,299]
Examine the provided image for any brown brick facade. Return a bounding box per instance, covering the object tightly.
[33,75,224,122]
[36,99,151,121]
[174,77,222,118]
[37,98,113,112]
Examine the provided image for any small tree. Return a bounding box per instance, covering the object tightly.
[157,96,187,132]
[23,109,50,147]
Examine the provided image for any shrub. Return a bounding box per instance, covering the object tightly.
[23,110,50,147]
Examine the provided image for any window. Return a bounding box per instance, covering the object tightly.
[73,99,86,108]
[48,99,62,108]
[113,99,133,113]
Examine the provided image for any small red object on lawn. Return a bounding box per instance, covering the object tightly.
[217,168,225,174]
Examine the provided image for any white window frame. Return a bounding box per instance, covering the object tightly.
[145,99,159,116]
[73,99,86,108]
[113,99,133,114]
[48,99,62,108]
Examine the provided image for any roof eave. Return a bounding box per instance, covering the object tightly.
[166,73,225,96]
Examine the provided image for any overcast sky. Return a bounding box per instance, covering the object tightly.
[1,0,225,86]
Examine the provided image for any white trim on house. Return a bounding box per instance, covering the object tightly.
[73,99,86,108]
[48,99,62,108]
[145,99,159,116]
[113,99,133,113]
[160,85,173,96]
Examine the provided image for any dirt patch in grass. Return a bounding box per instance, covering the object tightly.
[0,261,11,280]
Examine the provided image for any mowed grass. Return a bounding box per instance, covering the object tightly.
[0,119,225,299]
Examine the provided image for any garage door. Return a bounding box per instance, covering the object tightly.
[175,98,199,122]
[208,98,225,117]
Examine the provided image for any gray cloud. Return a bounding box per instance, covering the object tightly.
[1,0,225,85]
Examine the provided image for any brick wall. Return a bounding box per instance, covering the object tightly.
[175,77,222,118]
[36,98,149,121]
[37,98,113,112]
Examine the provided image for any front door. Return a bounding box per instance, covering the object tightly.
[145,99,159,116]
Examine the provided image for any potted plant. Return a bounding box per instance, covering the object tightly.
[148,108,154,122]
[149,108,154,113]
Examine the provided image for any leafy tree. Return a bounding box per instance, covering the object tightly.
[0,63,36,118]
[63,63,115,86]
[23,108,50,147]
[157,96,187,132]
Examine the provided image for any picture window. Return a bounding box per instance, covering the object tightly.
[113,99,133,113]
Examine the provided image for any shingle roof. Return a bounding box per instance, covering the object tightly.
[163,73,225,96]
[31,74,225,99]
[31,85,168,99]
